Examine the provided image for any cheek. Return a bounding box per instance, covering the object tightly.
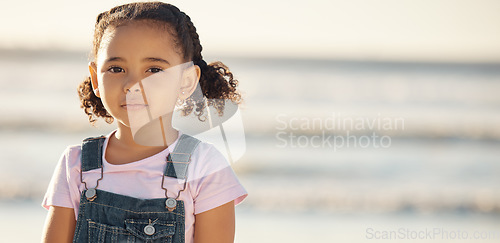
[141,77,181,116]
[141,72,181,97]
[143,86,178,117]
[99,75,123,94]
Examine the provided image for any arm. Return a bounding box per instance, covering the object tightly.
[194,200,235,243]
[41,206,76,243]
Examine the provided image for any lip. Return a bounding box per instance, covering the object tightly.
[121,104,148,111]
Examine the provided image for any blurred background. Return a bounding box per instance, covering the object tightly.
[1,0,500,242]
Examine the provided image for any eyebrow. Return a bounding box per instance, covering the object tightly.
[104,57,170,65]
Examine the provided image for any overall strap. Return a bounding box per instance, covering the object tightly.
[164,134,201,179]
[81,136,106,172]
[81,133,201,178]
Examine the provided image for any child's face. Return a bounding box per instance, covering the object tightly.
[88,20,199,128]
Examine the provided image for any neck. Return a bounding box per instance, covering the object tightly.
[114,115,179,150]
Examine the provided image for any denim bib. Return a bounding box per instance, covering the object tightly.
[72,133,201,243]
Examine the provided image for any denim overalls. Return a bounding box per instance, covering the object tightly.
[72,133,201,243]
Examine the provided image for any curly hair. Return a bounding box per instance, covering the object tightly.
[78,1,242,124]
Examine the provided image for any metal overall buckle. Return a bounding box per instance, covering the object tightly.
[161,152,191,211]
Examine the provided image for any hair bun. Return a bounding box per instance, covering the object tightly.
[195,59,207,70]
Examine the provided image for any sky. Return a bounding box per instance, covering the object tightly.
[1,0,500,62]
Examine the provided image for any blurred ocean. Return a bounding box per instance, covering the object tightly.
[1,49,500,242]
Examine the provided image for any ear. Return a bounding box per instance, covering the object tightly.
[179,64,201,99]
[88,62,100,98]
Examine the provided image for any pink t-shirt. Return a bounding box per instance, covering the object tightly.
[41,130,248,243]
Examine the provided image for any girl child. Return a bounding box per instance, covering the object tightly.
[41,2,248,243]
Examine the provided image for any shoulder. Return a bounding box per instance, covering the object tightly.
[188,139,231,179]
[64,134,105,159]
[61,144,83,171]
[193,140,229,165]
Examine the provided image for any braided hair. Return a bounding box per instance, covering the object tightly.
[78,2,242,124]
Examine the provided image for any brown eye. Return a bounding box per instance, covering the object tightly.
[148,67,163,73]
[108,66,124,73]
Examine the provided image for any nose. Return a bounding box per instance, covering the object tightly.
[125,86,141,93]
[123,75,142,94]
